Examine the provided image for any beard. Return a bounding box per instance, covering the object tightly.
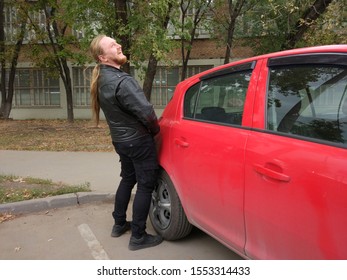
[115,55,127,66]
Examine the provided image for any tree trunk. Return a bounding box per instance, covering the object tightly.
[61,59,74,122]
[114,0,131,74]
[181,47,191,81]
[0,0,6,118]
[143,54,158,101]
[65,85,74,122]
[223,21,235,64]
[180,1,212,81]
[0,65,6,118]
[181,23,196,81]
[223,0,246,64]
[142,2,173,101]
[48,8,74,122]
[0,1,25,119]
[1,101,12,119]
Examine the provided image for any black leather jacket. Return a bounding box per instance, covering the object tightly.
[98,64,160,143]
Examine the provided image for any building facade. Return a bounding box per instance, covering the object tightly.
[5,40,253,120]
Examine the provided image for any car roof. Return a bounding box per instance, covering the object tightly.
[190,44,347,81]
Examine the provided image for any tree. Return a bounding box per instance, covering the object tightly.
[282,0,333,49]
[78,0,177,102]
[243,0,344,54]
[211,0,257,64]
[174,0,213,81]
[25,0,90,122]
[139,0,175,100]
[299,0,346,46]
[0,0,27,119]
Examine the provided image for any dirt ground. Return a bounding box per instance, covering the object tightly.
[0,119,113,152]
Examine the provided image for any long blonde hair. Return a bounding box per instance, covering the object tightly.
[90,34,106,126]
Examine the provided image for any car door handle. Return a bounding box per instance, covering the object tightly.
[174,138,189,148]
[253,164,291,182]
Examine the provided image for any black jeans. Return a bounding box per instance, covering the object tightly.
[112,135,158,238]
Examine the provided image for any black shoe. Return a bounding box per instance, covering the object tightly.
[111,221,131,237]
[128,233,163,251]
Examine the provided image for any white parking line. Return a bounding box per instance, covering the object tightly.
[78,223,110,260]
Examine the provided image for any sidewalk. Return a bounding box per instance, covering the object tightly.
[0,149,119,214]
[0,150,121,193]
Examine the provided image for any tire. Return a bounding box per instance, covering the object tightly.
[149,169,193,240]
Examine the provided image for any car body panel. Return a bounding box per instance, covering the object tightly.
[170,119,249,253]
[244,131,347,259]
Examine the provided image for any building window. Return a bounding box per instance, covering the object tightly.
[151,65,212,106]
[72,9,103,40]
[4,5,17,42]
[4,4,46,43]
[13,69,60,107]
[25,9,47,41]
[186,65,212,77]
[167,5,212,39]
[73,67,92,107]
[151,67,179,107]
[186,6,213,38]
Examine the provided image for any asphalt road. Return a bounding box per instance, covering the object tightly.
[0,200,243,260]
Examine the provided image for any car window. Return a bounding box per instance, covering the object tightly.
[267,62,347,145]
[184,69,252,126]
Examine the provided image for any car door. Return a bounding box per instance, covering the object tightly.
[244,53,347,259]
[169,62,258,253]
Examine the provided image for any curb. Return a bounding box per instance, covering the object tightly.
[0,192,115,215]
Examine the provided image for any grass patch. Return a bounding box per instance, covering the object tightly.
[0,174,91,204]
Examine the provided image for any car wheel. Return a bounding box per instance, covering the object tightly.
[149,170,193,240]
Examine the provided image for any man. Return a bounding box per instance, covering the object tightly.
[89,35,162,251]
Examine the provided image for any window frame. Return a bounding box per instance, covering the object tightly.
[72,67,92,107]
[12,68,61,108]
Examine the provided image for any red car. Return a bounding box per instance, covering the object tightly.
[149,45,347,259]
